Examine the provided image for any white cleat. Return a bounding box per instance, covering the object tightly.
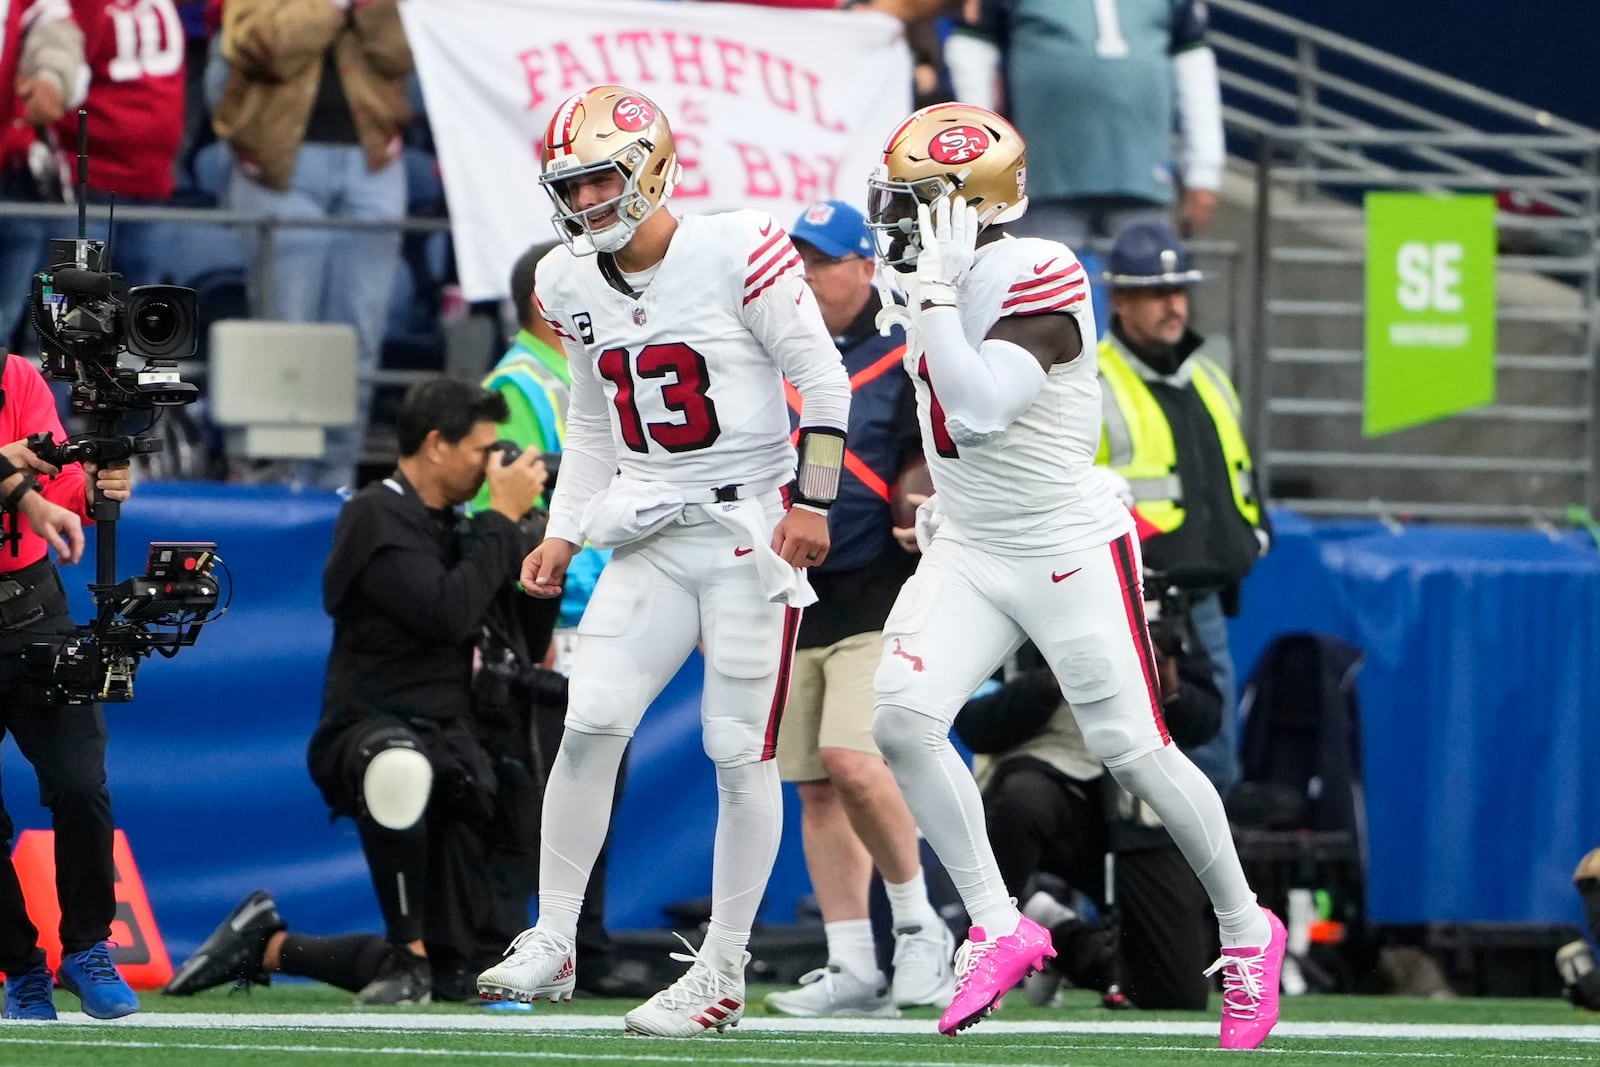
[476,928,576,1004]
[765,963,899,1018]
[890,921,956,1008]
[623,935,746,1038]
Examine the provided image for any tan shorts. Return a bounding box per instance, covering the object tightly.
[776,629,884,782]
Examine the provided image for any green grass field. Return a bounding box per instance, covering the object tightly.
[2,984,1597,1067]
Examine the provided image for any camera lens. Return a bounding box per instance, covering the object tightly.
[135,300,178,346]
[124,285,198,360]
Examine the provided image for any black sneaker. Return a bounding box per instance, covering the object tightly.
[163,890,286,996]
[357,951,431,1006]
[575,958,660,1000]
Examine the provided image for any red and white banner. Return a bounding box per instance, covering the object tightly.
[400,0,913,301]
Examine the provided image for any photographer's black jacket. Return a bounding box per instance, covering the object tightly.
[320,473,525,728]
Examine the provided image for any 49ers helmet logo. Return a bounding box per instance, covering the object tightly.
[613,96,656,132]
[928,125,990,165]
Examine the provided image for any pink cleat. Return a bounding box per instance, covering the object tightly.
[937,915,1055,1036]
[1206,908,1287,1050]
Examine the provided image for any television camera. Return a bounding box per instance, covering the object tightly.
[0,114,227,704]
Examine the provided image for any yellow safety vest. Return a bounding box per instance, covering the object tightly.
[1096,335,1260,533]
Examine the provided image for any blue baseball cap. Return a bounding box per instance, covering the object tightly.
[790,200,873,261]
[1103,221,1205,288]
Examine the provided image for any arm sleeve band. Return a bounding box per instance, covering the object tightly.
[793,427,845,510]
[915,305,1045,446]
[1174,46,1224,192]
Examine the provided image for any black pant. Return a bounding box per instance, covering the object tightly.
[983,760,1215,1010]
[0,589,115,975]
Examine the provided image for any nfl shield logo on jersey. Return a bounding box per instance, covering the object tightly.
[632,306,647,326]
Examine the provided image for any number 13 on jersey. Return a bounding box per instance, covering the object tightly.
[596,343,723,453]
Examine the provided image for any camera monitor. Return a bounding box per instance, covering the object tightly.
[209,320,358,459]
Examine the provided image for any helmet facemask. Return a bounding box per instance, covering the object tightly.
[541,140,669,256]
[866,167,967,273]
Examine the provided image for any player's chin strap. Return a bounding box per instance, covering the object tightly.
[792,427,845,515]
[873,265,918,352]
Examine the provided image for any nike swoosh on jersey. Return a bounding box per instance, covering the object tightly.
[1051,568,1081,583]
[760,220,773,236]
[1033,258,1058,275]
[734,546,755,557]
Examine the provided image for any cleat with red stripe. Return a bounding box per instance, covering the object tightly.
[476,927,576,1004]
[623,934,747,1038]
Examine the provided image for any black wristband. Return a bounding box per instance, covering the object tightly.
[1,476,40,513]
[0,453,17,482]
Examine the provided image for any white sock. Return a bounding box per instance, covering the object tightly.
[873,703,1017,938]
[700,760,782,971]
[884,869,940,932]
[536,729,629,942]
[824,918,880,981]
[1106,744,1265,947]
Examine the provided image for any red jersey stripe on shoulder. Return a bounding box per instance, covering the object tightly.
[1001,280,1088,312]
[746,236,795,288]
[744,253,802,306]
[748,228,787,266]
[1008,264,1084,294]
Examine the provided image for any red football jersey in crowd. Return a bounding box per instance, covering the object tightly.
[55,0,185,199]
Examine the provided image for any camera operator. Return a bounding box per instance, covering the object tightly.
[0,350,137,1021]
[953,565,1223,1011]
[166,376,545,1005]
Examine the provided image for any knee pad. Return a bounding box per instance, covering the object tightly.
[362,746,433,831]
[870,702,945,765]
[702,714,764,767]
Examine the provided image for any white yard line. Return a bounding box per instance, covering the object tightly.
[9,1012,1600,1042]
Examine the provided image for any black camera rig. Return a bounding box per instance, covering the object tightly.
[1,112,226,704]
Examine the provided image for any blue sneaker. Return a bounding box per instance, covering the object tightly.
[58,943,139,1019]
[3,964,57,1020]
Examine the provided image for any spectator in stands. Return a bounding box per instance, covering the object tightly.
[0,2,82,353]
[945,0,1225,246]
[164,376,546,1005]
[953,549,1223,1010]
[211,0,413,491]
[1095,220,1268,796]
[764,201,953,1019]
[0,351,138,1021]
[466,241,654,1001]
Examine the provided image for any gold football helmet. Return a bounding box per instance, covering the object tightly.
[539,85,682,256]
[867,103,1029,271]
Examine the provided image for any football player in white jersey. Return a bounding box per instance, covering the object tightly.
[476,85,852,1037]
[863,103,1286,1048]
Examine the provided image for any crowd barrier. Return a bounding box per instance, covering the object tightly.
[3,485,1594,965]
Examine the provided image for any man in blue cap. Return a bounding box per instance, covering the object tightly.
[765,200,955,1018]
[1095,221,1269,796]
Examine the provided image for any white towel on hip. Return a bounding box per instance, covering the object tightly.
[699,498,817,608]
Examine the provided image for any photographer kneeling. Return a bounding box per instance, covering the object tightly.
[165,376,545,1005]
[0,351,136,1021]
[953,569,1223,1011]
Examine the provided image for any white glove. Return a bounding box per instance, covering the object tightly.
[913,195,978,307]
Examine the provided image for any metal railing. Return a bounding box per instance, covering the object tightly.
[1209,0,1600,524]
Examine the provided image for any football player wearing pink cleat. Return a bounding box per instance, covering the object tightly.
[939,914,1056,1036]
[1208,908,1287,1049]
[863,102,1283,1042]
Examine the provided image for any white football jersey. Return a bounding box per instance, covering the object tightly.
[909,234,1133,554]
[536,211,850,536]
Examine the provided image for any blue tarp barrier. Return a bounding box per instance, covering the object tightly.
[4,490,1595,966]
[1229,510,1600,928]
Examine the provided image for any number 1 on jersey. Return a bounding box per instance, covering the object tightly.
[916,356,960,459]
[597,343,722,454]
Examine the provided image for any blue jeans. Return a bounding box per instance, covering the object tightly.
[1182,592,1240,797]
[228,143,406,491]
